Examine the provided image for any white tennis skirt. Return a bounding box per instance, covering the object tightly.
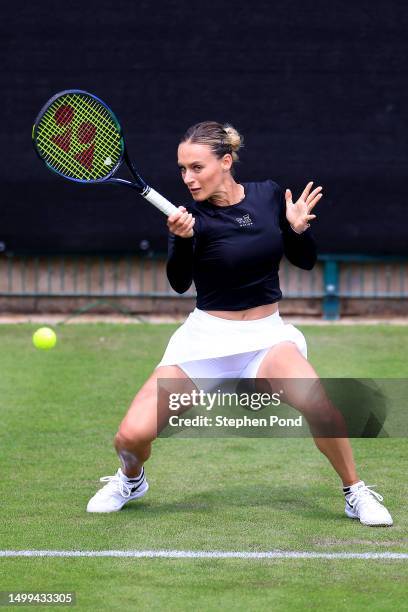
[156,308,307,371]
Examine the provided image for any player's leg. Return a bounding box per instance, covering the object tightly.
[255,342,393,526]
[87,364,195,513]
[256,342,356,482]
[114,365,197,477]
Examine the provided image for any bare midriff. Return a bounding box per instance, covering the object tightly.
[204,302,279,321]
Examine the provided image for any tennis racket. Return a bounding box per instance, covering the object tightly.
[32,89,178,216]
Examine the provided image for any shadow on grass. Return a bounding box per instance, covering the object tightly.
[120,483,338,521]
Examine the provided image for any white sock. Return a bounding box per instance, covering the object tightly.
[343,480,365,495]
[118,467,144,482]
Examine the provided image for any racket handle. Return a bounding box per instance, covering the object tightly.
[143,187,179,217]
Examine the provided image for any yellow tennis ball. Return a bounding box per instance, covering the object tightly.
[32,327,57,350]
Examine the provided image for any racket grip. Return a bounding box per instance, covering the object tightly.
[143,187,179,217]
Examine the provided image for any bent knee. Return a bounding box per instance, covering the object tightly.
[115,422,156,447]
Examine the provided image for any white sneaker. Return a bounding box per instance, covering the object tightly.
[344,481,393,526]
[87,467,149,513]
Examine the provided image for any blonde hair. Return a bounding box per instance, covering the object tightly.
[180,121,244,173]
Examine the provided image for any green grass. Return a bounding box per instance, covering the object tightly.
[0,324,407,611]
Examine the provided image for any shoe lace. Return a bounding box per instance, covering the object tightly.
[349,484,384,508]
[99,475,132,498]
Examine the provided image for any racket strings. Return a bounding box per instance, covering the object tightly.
[40,94,120,171]
[39,95,120,178]
[35,93,124,181]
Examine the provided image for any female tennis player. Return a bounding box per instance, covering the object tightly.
[87,121,393,526]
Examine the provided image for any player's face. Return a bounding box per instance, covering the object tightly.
[177,142,231,201]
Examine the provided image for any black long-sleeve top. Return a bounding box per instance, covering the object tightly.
[166,179,317,311]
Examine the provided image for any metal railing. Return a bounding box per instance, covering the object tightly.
[320,255,408,319]
[0,253,407,319]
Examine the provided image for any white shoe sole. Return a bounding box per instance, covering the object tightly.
[87,481,149,513]
[345,506,393,526]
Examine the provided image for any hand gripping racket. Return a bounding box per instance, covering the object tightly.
[32,89,178,216]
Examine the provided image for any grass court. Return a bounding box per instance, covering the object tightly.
[0,323,407,610]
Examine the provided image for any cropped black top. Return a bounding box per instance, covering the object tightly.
[166,179,316,311]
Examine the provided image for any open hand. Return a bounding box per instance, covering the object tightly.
[285,182,322,233]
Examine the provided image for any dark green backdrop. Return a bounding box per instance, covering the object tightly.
[1,0,406,255]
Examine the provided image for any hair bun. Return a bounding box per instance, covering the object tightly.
[223,124,243,152]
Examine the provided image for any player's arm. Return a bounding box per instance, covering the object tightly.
[278,183,319,270]
[166,206,196,293]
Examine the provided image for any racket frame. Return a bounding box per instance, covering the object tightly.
[32,90,126,184]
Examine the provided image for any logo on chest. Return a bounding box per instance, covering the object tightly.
[235,213,253,227]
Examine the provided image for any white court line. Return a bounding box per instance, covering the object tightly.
[0,550,407,560]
